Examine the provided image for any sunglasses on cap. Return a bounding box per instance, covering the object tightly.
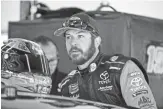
[62,19,99,36]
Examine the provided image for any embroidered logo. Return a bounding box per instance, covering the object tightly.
[69,83,79,94]
[110,56,118,62]
[89,63,97,72]
[100,71,109,80]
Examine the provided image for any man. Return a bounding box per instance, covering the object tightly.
[54,13,157,109]
[33,36,66,95]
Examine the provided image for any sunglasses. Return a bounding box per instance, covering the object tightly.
[62,19,99,36]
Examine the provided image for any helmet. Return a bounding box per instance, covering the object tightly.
[1,38,51,94]
[1,38,50,75]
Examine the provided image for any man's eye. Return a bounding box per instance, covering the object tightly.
[78,35,84,39]
[66,36,71,40]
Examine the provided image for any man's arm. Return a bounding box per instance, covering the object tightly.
[120,60,157,109]
[57,70,80,97]
[57,75,70,96]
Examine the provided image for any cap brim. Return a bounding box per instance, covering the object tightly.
[54,27,82,37]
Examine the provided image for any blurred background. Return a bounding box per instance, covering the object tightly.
[1,0,163,109]
[1,0,163,43]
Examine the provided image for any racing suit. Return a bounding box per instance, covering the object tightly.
[58,53,157,109]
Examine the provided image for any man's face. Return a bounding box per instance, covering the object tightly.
[65,29,96,65]
[39,42,58,75]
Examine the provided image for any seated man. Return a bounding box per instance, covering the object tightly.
[54,13,157,109]
[33,36,66,95]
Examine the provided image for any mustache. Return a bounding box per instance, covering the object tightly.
[69,46,82,53]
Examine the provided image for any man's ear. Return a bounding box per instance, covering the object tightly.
[94,36,101,48]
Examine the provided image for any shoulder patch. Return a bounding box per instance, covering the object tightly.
[110,54,130,63]
[110,56,119,62]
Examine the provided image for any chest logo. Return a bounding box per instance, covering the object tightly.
[100,71,109,80]
[89,63,97,72]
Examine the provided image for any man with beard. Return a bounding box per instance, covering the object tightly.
[54,13,157,109]
[33,36,66,95]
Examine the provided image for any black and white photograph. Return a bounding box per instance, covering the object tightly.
[1,0,163,109]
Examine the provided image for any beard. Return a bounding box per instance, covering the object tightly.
[68,41,95,65]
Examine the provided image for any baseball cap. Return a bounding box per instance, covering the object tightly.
[54,13,99,37]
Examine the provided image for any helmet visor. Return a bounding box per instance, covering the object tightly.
[1,46,49,76]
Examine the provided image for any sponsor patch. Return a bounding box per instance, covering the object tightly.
[99,71,111,84]
[100,71,109,80]
[99,79,111,84]
[138,96,154,108]
[131,77,143,87]
[104,61,125,64]
[130,71,141,77]
[89,63,97,72]
[132,90,148,97]
[69,83,79,94]
[130,85,147,92]
[110,56,118,62]
[98,85,113,91]
[109,66,121,70]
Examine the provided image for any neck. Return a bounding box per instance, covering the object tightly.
[78,50,99,70]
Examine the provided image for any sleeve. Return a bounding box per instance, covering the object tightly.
[57,70,79,97]
[120,60,157,109]
[57,75,71,97]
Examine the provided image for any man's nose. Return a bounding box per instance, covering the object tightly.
[71,39,77,46]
